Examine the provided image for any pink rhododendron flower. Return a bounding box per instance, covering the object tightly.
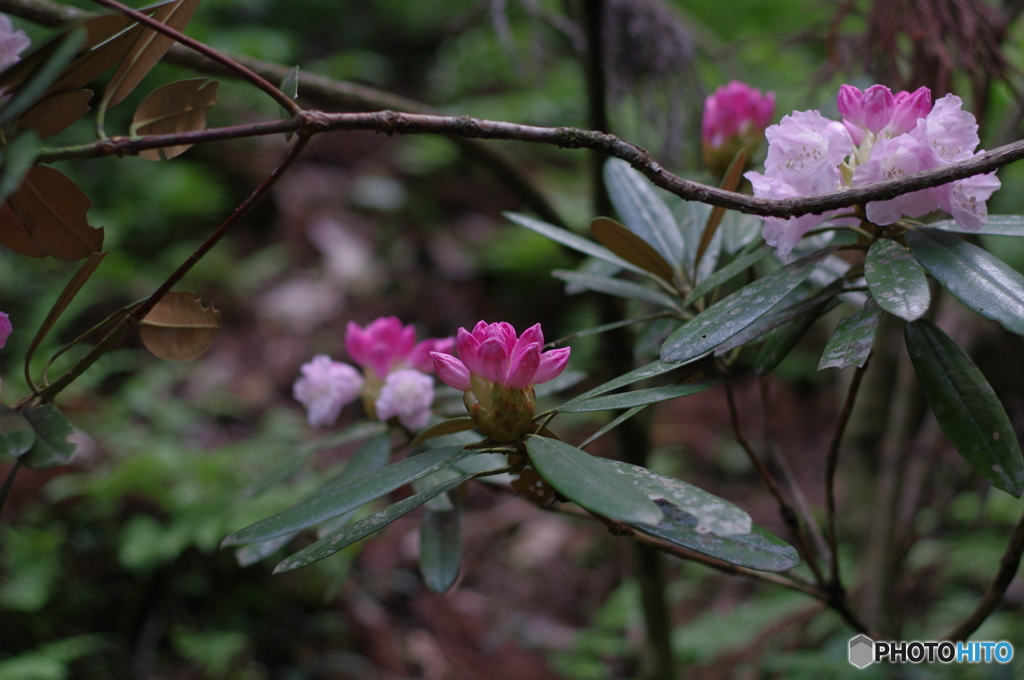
[745,85,999,255]
[293,317,453,430]
[0,14,30,73]
[293,355,364,427]
[375,369,435,431]
[702,81,775,176]
[431,321,570,441]
[0,312,10,349]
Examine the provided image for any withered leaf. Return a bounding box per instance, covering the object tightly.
[18,90,93,138]
[140,291,222,361]
[0,202,46,258]
[590,216,676,283]
[130,78,218,160]
[697,148,747,267]
[47,23,145,97]
[7,166,102,262]
[103,0,203,109]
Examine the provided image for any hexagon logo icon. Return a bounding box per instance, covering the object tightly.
[849,635,874,669]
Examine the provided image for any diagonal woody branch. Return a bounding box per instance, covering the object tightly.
[37,108,1024,219]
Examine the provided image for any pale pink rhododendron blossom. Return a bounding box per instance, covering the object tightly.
[745,84,1000,255]
[0,311,11,349]
[432,321,570,442]
[0,14,30,72]
[702,80,775,176]
[293,317,453,430]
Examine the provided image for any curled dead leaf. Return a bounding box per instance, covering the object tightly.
[140,291,222,361]
[130,78,219,160]
[7,166,103,262]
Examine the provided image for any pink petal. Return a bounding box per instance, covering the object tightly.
[511,323,543,362]
[478,337,510,384]
[862,85,894,134]
[506,342,540,389]
[533,347,571,385]
[837,84,864,126]
[408,337,454,373]
[492,322,518,351]
[394,325,416,363]
[456,327,482,374]
[344,322,369,367]
[431,352,471,391]
[889,86,931,135]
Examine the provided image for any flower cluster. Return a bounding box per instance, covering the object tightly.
[702,81,775,176]
[432,321,570,441]
[0,14,30,73]
[745,84,1000,255]
[293,317,453,430]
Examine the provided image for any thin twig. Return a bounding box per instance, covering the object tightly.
[88,0,299,114]
[824,357,870,586]
[34,135,311,403]
[945,506,1024,641]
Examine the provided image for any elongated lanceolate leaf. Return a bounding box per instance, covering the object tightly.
[590,217,675,283]
[526,436,663,525]
[552,270,682,311]
[533,369,586,397]
[273,472,473,573]
[0,406,35,457]
[754,296,839,375]
[597,459,750,536]
[689,227,769,306]
[907,228,1024,335]
[222,445,474,546]
[504,212,647,276]
[638,500,799,571]
[20,404,76,469]
[661,247,837,364]
[818,297,882,370]
[0,30,85,129]
[235,531,297,567]
[604,158,684,267]
[556,382,714,413]
[929,215,1024,236]
[865,238,930,321]
[559,360,689,408]
[420,491,462,593]
[696,148,747,268]
[905,320,1024,497]
[130,78,218,160]
[17,90,92,139]
[103,0,203,109]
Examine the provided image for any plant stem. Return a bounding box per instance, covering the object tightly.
[824,357,870,586]
[89,0,300,114]
[34,135,311,403]
[945,505,1024,641]
[0,458,22,519]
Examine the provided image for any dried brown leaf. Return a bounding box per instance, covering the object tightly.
[130,78,218,160]
[47,23,145,96]
[590,216,675,283]
[103,0,203,109]
[140,291,221,361]
[17,90,92,138]
[0,202,45,258]
[7,166,102,262]
[697,147,747,266]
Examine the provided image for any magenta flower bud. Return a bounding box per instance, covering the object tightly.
[0,312,10,349]
[861,85,895,135]
[344,316,454,380]
[890,86,932,136]
[431,321,571,441]
[702,80,775,176]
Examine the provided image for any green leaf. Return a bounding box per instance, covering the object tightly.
[754,296,838,375]
[0,406,35,457]
[559,359,689,408]
[556,382,714,413]
[713,279,845,357]
[578,406,648,449]
[0,132,40,206]
[865,238,930,321]
[504,212,648,277]
[638,500,800,571]
[409,417,476,447]
[905,320,1024,497]
[552,270,682,310]
[526,436,663,525]
[662,247,837,364]
[532,369,586,397]
[907,228,1024,335]
[20,404,76,469]
[683,245,772,306]
[597,459,751,535]
[273,472,473,573]
[929,215,1024,236]
[0,29,86,129]
[235,532,296,567]
[590,216,675,283]
[420,491,462,593]
[818,298,882,370]
[604,158,684,267]
[222,445,475,546]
